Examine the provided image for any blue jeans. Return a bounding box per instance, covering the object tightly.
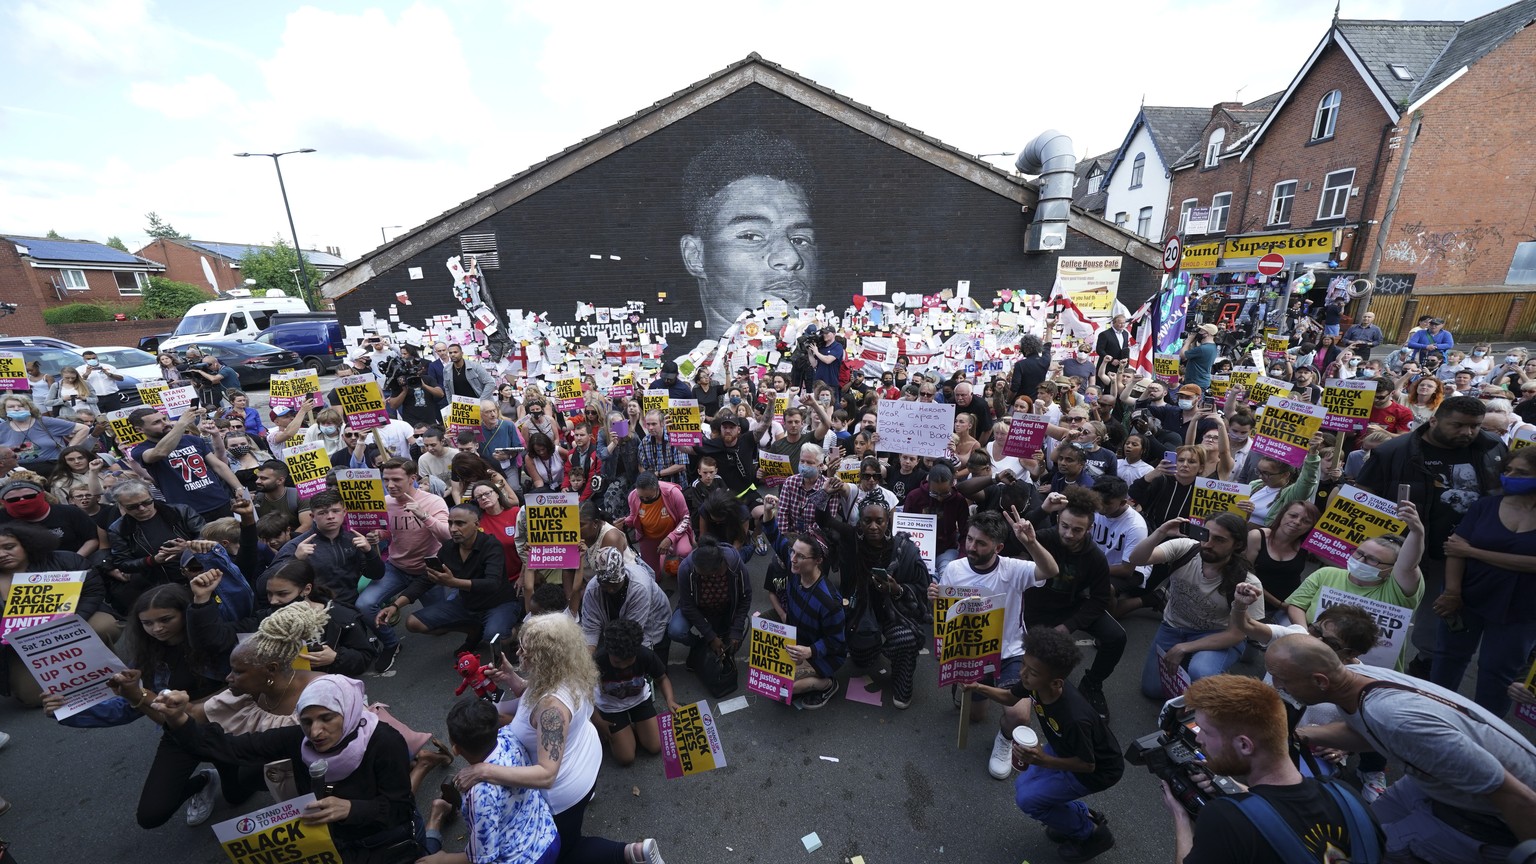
[356,561,417,649]
[1014,746,1094,842]
[412,595,524,644]
[1140,624,1245,700]
[668,607,731,648]
[936,548,959,579]
[1430,608,1536,718]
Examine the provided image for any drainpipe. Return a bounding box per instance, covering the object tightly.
[1016,130,1076,252]
[1359,112,1422,320]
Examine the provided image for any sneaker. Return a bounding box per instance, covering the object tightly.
[373,643,401,675]
[799,680,838,710]
[627,838,666,864]
[753,533,769,556]
[1078,676,1110,721]
[893,694,912,710]
[1057,822,1115,862]
[185,767,221,826]
[1047,809,1108,844]
[1359,770,1388,803]
[988,731,1013,780]
[0,730,10,750]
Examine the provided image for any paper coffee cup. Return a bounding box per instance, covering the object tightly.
[1011,726,1038,771]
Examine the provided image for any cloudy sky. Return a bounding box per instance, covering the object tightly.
[0,0,1503,263]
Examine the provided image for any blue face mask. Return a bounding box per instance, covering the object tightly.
[1502,476,1536,496]
[6,410,30,421]
[798,464,820,480]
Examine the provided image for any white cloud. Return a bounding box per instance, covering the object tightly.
[129,74,240,119]
[6,0,165,80]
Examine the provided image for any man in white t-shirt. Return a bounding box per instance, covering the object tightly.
[1090,475,1149,596]
[926,508,1058,780]
[416,426,454,482]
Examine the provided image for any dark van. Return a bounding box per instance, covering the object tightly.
[256,319,345,373]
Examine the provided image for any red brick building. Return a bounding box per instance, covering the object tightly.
[136,238,348,295]
[0,235,165,337]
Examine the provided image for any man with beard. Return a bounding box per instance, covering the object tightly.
[679,130,819,338]
[1161,673,1382,864]
[685,413,767,528]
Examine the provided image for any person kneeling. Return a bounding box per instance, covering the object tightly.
[594,620,680,767]
[968,627,1121,862]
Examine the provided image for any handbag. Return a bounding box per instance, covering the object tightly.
[687,639,739,699]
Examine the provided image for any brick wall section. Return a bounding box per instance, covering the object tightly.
[1362,26,1536,289]
[135,239,230,294]
[54,319,180,349]
[1166,106,1253,240]
[0,241,53,338]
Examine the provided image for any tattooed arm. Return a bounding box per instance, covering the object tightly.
[453,695,568,792]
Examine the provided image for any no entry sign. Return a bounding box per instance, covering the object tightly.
[1257,253,1286,277]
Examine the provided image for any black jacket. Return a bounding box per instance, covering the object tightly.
[399,532,515,612]
[241,601,381,679]
[1095,327,1130,362]
[1357,425,1505,557]
[264,528,385,606]
[107,503,206,612]
[676,543,752,647]
[1011,347,1052,400]
[817,508,930,631]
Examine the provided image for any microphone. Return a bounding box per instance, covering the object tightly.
[308,759,332,799]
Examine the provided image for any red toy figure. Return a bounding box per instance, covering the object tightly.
[454,651,499,700]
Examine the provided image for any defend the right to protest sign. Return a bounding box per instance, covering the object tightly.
[1002,412,1049,458]
[6,614,126,719]
[1153,354,1180,387]
[1190,476,1250,525]
[932,587,1003,688]
[892,512,937,573]
[1301,484,1407,567]
[877,399,954,458]
[1315,587,1412,669]
[213,794,341,864]
[335,469,388,533]
[525,492,580,568]
[660,700,727,779]
[282,441,331,497]
[1156,645,1192,699]
[334,374,389,431]
[1320,378,1377,432]
[1251,396,1327,467]
[268,370,322,411]
[747,617,796,705]
[2,570,87,644]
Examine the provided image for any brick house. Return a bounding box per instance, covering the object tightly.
[136,238,348,295]
[0,235,165,337]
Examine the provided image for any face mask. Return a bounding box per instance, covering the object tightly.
[1349,358,1361,366]
[1502,476,1536,496]
[1346,557,1387,584]
[1177,399,1194,411]
[319,425,338,436]
[1072,441,1093,451]
[3,495,48,520]
[87,359,100,367]
[1473,351,1486,357]
[1360,370,1376,379]
[798,464,819,480]
[817,396,832,405]
[1228,434,1248,445]
[729,396,741,405]
[229,445,252,456]
[6,410,30,421]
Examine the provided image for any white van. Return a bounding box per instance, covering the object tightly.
[161,296,311,351]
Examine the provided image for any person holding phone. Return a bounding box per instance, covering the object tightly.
[355,458,451,674]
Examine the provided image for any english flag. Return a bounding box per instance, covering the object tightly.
[1127,298,1156,375]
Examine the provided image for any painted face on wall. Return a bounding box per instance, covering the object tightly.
[682,175,819,336]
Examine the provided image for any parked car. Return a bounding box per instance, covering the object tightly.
[0,336,84,352]
[79,346,162,382]
[138,333,173,353]
[169,341,304,388]
[9,345,143,410]
[256,319,345,374]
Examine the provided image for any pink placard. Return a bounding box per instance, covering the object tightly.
[1001,414,1049,458]
[528,544,580,569]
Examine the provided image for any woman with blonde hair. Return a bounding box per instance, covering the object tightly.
[0,393,88,475]
[952,412,980,464]
[463,613,666,864]
[48,365,96,418]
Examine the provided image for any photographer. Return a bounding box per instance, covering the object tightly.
[1161,674,1383,864]
[807,326,844,403]
[384,344,443,427]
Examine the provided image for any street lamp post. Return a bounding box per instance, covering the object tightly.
[235,148,316,306]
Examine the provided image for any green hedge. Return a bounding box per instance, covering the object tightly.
[138,277,211,319]
[43,303,116,325]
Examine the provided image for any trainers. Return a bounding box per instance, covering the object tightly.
[0,730,10,750]
[373,643,401,675]
[799,680,838,710]
[627,838,666,864]
[893,694,912,710]
[185,767,221,826]
[1359,770,1388,803]
[1078,676,1110,721]
[753,533,769,556]
[988,731,1013,780]
[1047,809,1108,844]
[1057,822,1115,862]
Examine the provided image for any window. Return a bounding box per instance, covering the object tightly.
[1317,168,1355,219]
[1507,241,1536,285]
[61,269,88,290]
[1388,64,1414,81]
[1129,153,1146,188]
[1179,199,1198,232]
[1137,207,1154,238]
[1205,129,1225,168]
[1114,212,1128,228]
[1087,167,1104,192]
[1268,181,1297,226]
[1313,90,1341,140]
[1210,193,1232,233]
[114,271,146,296]
[224,311,249,335]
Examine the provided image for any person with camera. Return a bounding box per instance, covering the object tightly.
[1268,634,1536,863]
[967,626,1122,862]
[384,344,444,428]
[807,326,845,404]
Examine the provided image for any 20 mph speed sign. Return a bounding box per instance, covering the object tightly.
[1162,236,1182,272]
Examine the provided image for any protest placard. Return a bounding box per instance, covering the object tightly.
[1190,477,1250,525]
[1153,354,1180,387]
[283,441,331,497]
[525,491,580,568]
[107,406,147,447]
[758,451,792,483]
[892,512,937,573]
[747,617,796,704]
[0,353,25,391]
[335,469,388,533]
[1515,426,1536,453]
[1301,484,1406,567]
[640,389,669,415]
[1,570,87,644]
[1228,366,1259,393]
[1001,413,1049,458]
[268,370,322,411]
[1245,375,1293,409]
[1316,587,1412,669]
[334,375,388,431]
[7,614,127,719]
[932,587,1003,688]
[1251,397,1326,468]
[446,395,481,437]
[213,794,340,864]
[660,700,727,779]
[159,384,195,420]
[555,375,584,414]
[1263,333,1289,362]
[836,458,862,484]
[1209,374,1231,404]
[877,400,954,458]
[1516,660,1536,730]
[1320,379,1376,433]
[137,381,167,409]
[665,398,701,447]
[607,371,634,400]
[772,392,789,416]
[1156,645,1192,699]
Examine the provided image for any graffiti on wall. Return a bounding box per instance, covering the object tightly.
[1391,221,1507,278]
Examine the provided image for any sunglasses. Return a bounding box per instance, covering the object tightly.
[122,499,154,510]
[3,492,38,503]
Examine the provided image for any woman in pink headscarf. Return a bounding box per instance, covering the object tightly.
[153,674,420,863]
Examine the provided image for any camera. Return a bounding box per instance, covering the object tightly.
[1124,696,1244,817]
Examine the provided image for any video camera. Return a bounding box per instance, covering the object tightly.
[1124,695,1244,817]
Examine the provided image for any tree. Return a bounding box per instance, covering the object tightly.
[139,277,212,319]
[45,229,63,239]
[238,238,322,308]
[144,212,190,240]
[105,236,128,252]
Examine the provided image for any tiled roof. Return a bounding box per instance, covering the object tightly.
[1168,93,1281,169]
[1336,19,1460,106]
[1073,149,1116,200]
[1410,0,1536,102]
[3,234,163,267]
[185,240,348,269]
[1140,107,1214,169]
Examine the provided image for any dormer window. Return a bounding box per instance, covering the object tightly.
[1205,129,1225,168]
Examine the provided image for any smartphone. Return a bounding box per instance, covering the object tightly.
[870,567,889,583]
[1201,396,1217,411]
[1182,522,1210,541]
[489,633,507,667]
[1398,483,1411,502]
[424,555,443,570]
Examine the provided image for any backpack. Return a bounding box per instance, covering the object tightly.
[1227,780,1381,864]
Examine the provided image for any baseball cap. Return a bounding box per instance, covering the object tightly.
[715,413,743,428]
[1198,324,1218,337]
[1178,384,1203,398]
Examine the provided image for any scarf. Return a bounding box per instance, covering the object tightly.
[297,675,378,782]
